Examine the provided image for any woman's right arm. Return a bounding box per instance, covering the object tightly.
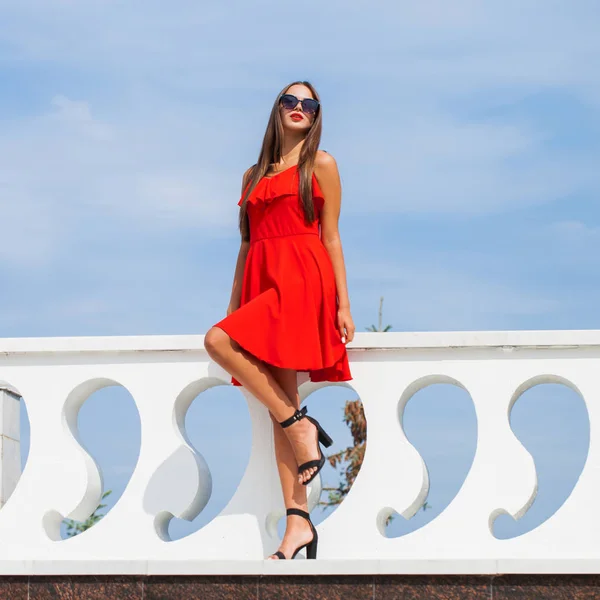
[227,167,254,315]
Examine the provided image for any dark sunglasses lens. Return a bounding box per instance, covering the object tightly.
[280,94,319,114]
[280,94,298,109]
[302,99,319,114]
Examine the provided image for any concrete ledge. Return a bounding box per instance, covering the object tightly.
[3,573,600,599]
[2,559,600,576]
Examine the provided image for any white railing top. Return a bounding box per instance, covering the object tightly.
[2,328,600,355]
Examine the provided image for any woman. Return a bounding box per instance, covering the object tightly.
[204,80,355,560]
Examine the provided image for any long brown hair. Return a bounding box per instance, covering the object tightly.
[238,80,323,242]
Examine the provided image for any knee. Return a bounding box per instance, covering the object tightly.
[204,327,228,358]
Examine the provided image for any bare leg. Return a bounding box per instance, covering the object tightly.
[265,365,316,560]
[204,326,321,483]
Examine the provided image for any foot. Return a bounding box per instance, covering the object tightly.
[282,416,322,484]
[267,513,315,560]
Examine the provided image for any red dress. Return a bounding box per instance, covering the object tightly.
[213,164,352,387]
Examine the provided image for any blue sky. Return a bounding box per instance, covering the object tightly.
[2,0,599,542]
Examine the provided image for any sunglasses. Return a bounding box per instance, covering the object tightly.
[279,93,320,115]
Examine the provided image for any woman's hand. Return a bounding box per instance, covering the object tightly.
[337,306,355,344]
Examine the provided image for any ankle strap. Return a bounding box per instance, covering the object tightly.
[279,406,307,428]
[287,507,310,519]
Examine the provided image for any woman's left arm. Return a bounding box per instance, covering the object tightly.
[314,151,355,345]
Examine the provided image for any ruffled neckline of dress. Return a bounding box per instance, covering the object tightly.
[238,164,324,209]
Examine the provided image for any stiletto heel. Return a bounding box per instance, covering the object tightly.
[278,406,334,485]
[269,508,319,560]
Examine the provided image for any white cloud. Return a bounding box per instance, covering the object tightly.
[543,220,600,243]
[526,220,600,270]
[0,94,245,267]
[338,113,597,215]
[50,95,114,141]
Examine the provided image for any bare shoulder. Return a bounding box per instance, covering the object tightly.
[314,150,340,190]
[242,164,256,190]
[315,149,338,171]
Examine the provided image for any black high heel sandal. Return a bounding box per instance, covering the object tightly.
[270,508,319,560]
[278,406,333,485]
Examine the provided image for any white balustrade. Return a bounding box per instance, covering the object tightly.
[0,330,599,575]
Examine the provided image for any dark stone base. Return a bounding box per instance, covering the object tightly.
[2,574,600,599]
